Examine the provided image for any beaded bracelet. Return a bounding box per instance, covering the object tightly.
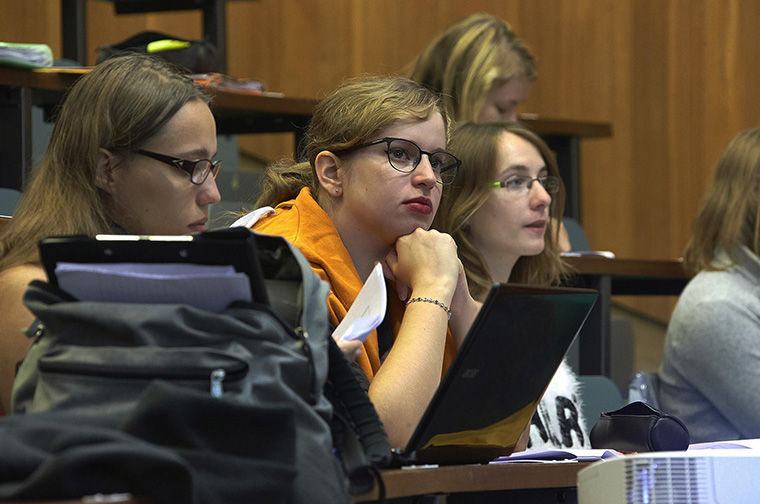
[405,296,452,320]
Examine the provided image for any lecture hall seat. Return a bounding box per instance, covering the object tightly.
[0,187,21,216]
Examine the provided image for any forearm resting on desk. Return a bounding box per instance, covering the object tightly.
[369,300,450,448]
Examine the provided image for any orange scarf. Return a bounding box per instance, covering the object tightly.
[252,188,456,381]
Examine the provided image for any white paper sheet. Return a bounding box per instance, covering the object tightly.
[333,262,387,343]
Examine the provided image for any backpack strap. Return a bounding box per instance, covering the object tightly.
[325,337,391,499]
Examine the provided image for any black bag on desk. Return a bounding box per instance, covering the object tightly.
[4,230,389,503]
[589,401,690,452]
[96,30,221,73]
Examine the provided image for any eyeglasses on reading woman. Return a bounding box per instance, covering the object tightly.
[135,149,221,185]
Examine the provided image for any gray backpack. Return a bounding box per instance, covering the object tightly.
[4,230,388,503]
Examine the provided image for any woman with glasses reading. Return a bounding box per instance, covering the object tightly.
[433,121,590,451]
[0,53,221,415]
[233,76,480,447]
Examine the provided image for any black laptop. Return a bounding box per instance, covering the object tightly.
[398,283,597,465]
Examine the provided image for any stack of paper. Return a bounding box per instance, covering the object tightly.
[56,262,252,313]
[0,42,53,69]
[491,448,623,464]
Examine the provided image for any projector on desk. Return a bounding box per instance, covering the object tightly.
[577,450,759,504]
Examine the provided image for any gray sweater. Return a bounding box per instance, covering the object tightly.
[658,245,760,443]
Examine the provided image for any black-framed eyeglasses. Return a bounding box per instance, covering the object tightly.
[489,175,561,196]
[333,137,461,185]
[134,149,221,185]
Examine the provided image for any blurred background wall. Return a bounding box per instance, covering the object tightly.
[3,0,760,327]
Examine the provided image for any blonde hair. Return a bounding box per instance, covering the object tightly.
[255,76,449,208]
[683,127,760,274]
[0,53,208,271]
[433,121,566,299]
[409,13,536,123]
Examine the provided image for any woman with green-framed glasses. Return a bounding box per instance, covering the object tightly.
[434,122,567,294]
[434,121,591,451]
[409,12,573,254]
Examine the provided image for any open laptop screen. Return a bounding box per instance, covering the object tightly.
[404,283,597,465]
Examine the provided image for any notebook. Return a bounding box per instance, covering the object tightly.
[398,283,598,465]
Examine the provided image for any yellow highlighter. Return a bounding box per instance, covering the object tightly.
[146,40,191,53]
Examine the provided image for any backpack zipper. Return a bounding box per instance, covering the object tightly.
[294,326,318,405]
[210,368,226,398]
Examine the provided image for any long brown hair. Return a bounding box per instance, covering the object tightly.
[408,13,536,124]
[254,76,449,209]
[683,127,760,274]
[0,53,208,270]
[433,121,566,299]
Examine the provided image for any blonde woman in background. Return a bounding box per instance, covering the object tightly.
[409,12,536,124]
[409,12,571,252]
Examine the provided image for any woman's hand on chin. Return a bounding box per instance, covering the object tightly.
[382,228,459,302]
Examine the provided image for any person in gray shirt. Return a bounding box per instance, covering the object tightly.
[658,126,760,443]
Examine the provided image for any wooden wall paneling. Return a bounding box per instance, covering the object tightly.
[704,0,760,145]
[628,3,671,261]
[346,0,525,76]
[734,2,760,131]
[619,0,760,323]
[666,0,707,261]
[576,0,631,245]
[228,1,537,164]
[514,2,629,257]
[604,3,687,323]
[12,0,760,325]
[0,0,62,56]
[228,0,357,163]
[227,0,294,164]
[515,1,672,323]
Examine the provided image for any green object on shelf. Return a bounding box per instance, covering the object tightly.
[146,39,192,53]
[0,42,54,69]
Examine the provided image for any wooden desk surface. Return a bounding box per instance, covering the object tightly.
[0,67,83,90]
[0,67,612,139]
[563,255,691,374]
[563,256,691,297]
[563,255,689,279]
[354,461,591,502]
[519,114,613,138]
[0,67,316,115]
[1,463,590,504]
